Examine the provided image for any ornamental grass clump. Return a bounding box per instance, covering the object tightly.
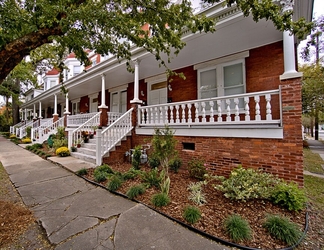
[55,147,70,157]
[93,164,114,182]
[151,192,170,207]
[141,168,163,188]
[76,168,88,176]
[126,185,146,199]
[106,175,123,191]
[263,214,302,245]
[215,165,280,201]
[183,206,201,224]
[224,214,252,243]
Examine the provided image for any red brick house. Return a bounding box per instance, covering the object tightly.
[16,0,313,185]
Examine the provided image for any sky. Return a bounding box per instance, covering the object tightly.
[0,0,323,106]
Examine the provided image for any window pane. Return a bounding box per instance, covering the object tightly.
[224,63,243,88]
[201,89,217,99]
[224,86,244,96]
[200,69,217,90]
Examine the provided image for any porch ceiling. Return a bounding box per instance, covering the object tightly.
[22,14,282,110]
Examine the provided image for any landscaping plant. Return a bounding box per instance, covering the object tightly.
[55,147,70,157]
[224,214,252,243]
[132,145,142,170]
[106,175,123,191]
[188,159,207,180]
[126,185,146,199]
[141,168,163,188]
[151,192,170,207]
[263,214,302,245]
[168,157,182,173]
[76,168,88,176]
[183,206,201,224]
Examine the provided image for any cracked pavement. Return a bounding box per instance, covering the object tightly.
[0,140,228,250]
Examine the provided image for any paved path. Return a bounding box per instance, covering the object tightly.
[0,137,228,250]
[305,138,324,179]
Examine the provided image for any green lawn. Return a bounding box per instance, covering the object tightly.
[303,148,324,174]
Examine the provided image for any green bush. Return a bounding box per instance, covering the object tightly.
[55,147,70,157]
[94,171,108,182]
[215,166,280,201]
[26,126,31,138]
[132,145,142,170]
[126,185,146,199]
[271,182,307,211]
[32,143,43,149]
[188,159,207,180]
[263,214,302,245]
[53,138,68,150]
[151,192,170,207]
[141,168,162,188]
[76,168,88,176]
[122,168,141,180]
[224,214,252,242]
[160,176,170,195]
[148,154,160,169]
[95,164,114,175]
[183,206,201,224]
[106,176,123,191]
[169,157,182,173]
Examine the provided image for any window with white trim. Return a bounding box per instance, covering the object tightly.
[198,59,246,109]
[73,65,81,76]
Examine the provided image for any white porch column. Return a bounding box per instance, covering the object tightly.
[279,0,303,80]
[53,94,58,115]
[98,74,108,108]
[24,109,27,121]
[130,59,142,104]
[33,104,36,119]
[39,101,42,118]
[64,93,70,114]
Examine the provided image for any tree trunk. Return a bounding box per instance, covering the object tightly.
[315,108,319,140]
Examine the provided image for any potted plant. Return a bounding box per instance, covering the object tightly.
[77,139,82,148]
[71,146,77,152]
[92,125,98,135]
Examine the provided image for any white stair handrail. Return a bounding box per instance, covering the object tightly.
[38,117,65,143]
[96,108,134,165]
[69,112,101,149]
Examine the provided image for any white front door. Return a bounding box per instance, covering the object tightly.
[148,82,167,105]
[90,96,98,112]
[111,90,127,113]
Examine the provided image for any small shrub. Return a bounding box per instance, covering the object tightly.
[141,168,162,188]
[94,171,107,182]
[55,147,70,157]
[21,138,32,144]
[106,176,123,191]
[94,164,114,175]
[169,157,182,173]
[271,182,307,211]
[215,166,280,201]
[9,134,16,139]
[32,143,43,149]
[76,168,88,176]
[188,190,207,206]
[188,159,207,180]
[53,138,68,150]
[187,181,204,193]
[126,185,146,199]
[151,192,170,207]
[26,145,32,150]
[148,154,160,169]
[132,145,142,170]
[122,168,141,180]
[224,214,252,242]
[263,214,302,245]
[26,126,32,138]
[183,206,201,224]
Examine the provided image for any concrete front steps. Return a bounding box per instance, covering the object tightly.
[71,136,132,166]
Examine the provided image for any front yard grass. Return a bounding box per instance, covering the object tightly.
[303,147,324,174]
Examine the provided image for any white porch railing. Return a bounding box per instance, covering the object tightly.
[138,89,281,127]
[11,121,25,135]
[37,117,65,143]
[31,118,52,141]
[67,112,100,127]
[96,108,134,165]
[69,112,101,149]
[17,120,33,138]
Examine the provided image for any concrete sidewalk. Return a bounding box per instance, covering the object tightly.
[304,138,324,179]
[0,137,228,250]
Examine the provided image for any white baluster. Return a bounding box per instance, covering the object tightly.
[155,107,158,124]
[195,103,199,123]
[141,108,145,125]
[160,107,163,124]
[175,105,180,124]
[181,104,186,123]
[217,100,222,122]
[188,103,192,123]
[265,94,272,120]
[209,101,214,122]
[201,102,206,123]
[244,97,250,121]
[150,107,154,124]
[234,98,240,122]
[254,95,261,121]
[170,105,174,124]
[165,106,169,124]
[226,99,231,122]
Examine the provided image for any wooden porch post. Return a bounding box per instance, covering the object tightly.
[99,74,108,127]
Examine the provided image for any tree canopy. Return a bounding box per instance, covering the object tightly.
[0,0,313,85]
